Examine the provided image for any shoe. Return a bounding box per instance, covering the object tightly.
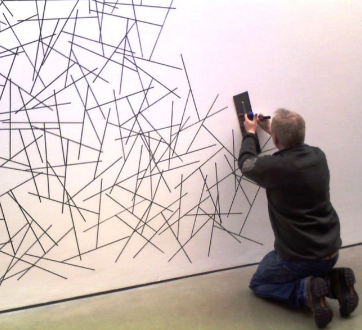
[308,278,333,328]
[325,267,359,318]
[308,277,333,329]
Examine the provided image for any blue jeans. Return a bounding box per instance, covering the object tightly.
[250,250,338,308]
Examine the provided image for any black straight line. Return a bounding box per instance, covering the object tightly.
[125,79,153,144]
[9,79,12,158]
[8,190,57,247]
[86,86,153,112]
[44,123,50,198]
[2,14,46,88]
[69,40,135,73]
[28,63,93,114]
[131,0,143,57]
[84,199,146,233]
[0,73,52,113]
[64,235,130,263]
[109,133,139,194]
[65,9,78,88]
[133,144,143,212]
[25,253,95,271]
[168,101,173,170]
[18,87,44,163]
[0,0,13,16]
[0,14,37,34]
[161,212,192,263]
[0,47,18,102]
[96,179,102,249]
[92,22,136,82]
[16,62,77,114]
[191,174,207,237]
[40,41,108,83]
[177,174,183,238]
[16,227,73,282]
[62,140,70,214]
[0,203,15,255]
[78,84,89,159]
[180,54,200,120]
[213,224,263,246]
[93,0,102,56]
[113,90,125,160]
[149,0,174,60]
[114,214,163,255]
[61,30,133,57]
[39,19,59,68]
[0,174,41,199]
[121,51,182,70]
[116,184,173,214]
[41,0,80,65]
[106,194,157,235]
[68,155,123,203]
[0,156,27,167]
[32,160,101,170]
[119,18,129,94]
[8,190,46,254]
[0,228,67,280]
[47,161,87,223]
[202,124,235,159]
[215,163,222,224]
[239,187,261,235]
[32,0,46,81]
[67,192,82,261]
[0,133,43,168]
[89,8,162,27]
[186,94,218,153]
[94,108,111,178]
[78,97,102,150]
[18,16,97,22]
[174,147,223,189]
[54,91,66,164]
[172,106,228,136]
[70,50,106,119]
[19,130,41,202]
[109,2,177,10]
[140,160,199,180]
[124,56,180,99]
[131,173,167,259]
[31,124,101,153]
[28,192,98,215]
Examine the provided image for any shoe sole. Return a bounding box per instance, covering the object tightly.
[339,268,359,318]
[312,278,333,329]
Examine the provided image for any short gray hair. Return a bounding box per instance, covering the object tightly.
[271,108,305,149]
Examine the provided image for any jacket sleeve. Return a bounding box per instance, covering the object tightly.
[238,133,282,189]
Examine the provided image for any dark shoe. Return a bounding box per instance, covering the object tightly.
[308,277,333,328]
[326,267,359,317]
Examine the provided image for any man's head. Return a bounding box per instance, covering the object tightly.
[271,108,305,150]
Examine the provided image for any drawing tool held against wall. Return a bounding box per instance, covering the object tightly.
[233,91,261,152]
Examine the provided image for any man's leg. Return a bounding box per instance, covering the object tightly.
[249,251,308,308]
[249,251,338,328]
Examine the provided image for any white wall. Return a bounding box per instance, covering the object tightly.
[0,0,361,311]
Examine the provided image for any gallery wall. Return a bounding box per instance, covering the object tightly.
[0,0,361,312]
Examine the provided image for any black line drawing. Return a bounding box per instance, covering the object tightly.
[0,0,275,307]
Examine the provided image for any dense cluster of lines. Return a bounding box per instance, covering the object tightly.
[0,0,270,286]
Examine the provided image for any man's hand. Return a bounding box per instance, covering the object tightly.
[243,113,257,134]
[257,114,272,135]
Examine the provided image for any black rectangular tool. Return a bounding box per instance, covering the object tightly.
[233,91,252,118]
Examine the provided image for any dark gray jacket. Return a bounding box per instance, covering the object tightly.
[238,133,341,260]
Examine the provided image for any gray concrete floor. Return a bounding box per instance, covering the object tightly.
[0,245,361,330]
